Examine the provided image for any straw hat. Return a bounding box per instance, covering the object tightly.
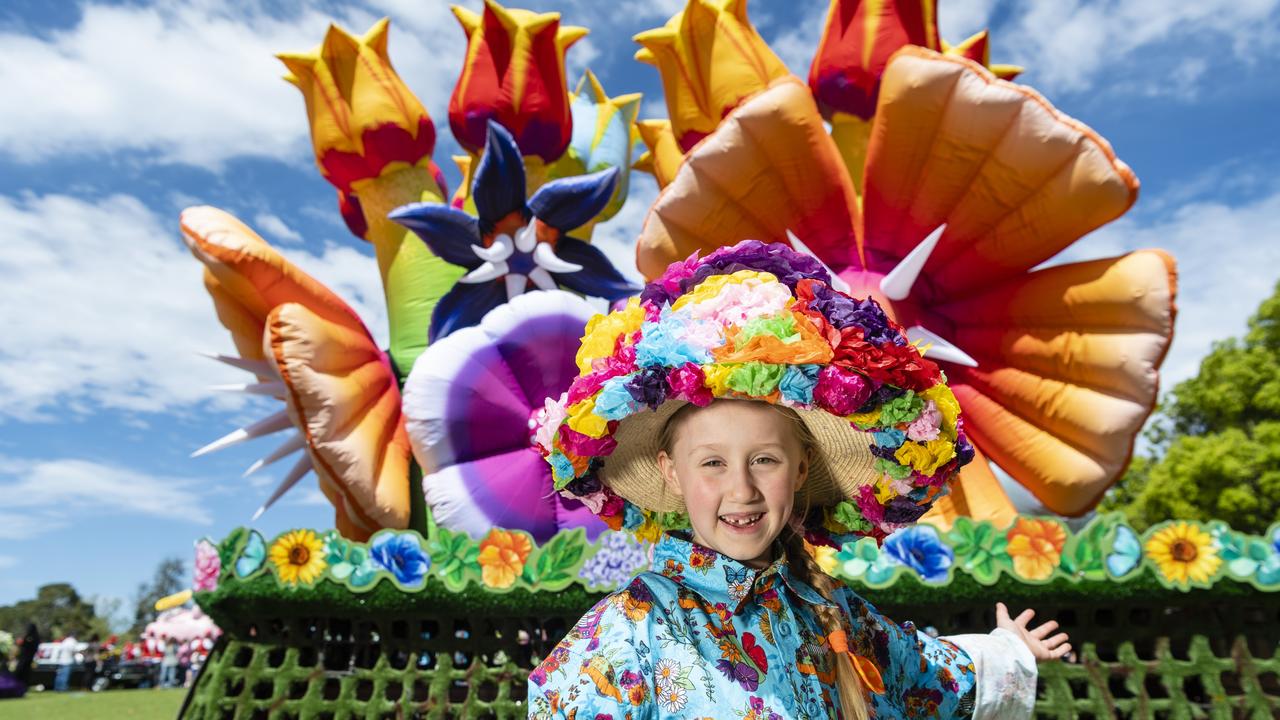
[533,240,974,542]
[605,399,877,514]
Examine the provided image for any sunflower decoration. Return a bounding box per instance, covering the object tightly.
[268,529,328,586]
[1145,521,1223,589]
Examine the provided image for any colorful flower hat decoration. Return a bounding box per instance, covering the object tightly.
[534,240,975,545]
[390,121,638,341]
[402,290,607,543]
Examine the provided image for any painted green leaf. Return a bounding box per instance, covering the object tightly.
[1061,516,1110,581]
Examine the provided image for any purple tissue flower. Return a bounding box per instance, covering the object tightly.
[626,366,669,409]
[883,496,931,524]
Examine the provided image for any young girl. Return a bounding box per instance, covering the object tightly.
[529,241,1070,719]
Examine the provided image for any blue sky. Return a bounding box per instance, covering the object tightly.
[1,0,1278,618]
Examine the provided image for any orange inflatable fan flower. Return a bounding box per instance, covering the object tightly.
[636,52,1176,526]
[181,207,412,540]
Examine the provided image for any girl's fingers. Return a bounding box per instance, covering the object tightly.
[1051,643,1072,659]
[1044,632,1070,649]
[1030,620,1059,640]
[995,603,1011,626]
[1015,608,1035,627]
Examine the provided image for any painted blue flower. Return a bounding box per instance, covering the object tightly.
[370,532,431,588]
[389,121,637,341]
[235,530,266,578]
[1107,524,1142,577]
[882,525,953,583]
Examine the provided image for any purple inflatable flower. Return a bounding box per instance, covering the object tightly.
[402,291,607,543]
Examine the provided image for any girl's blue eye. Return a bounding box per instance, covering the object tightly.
[753,456,779,465]
[701,459,725,467]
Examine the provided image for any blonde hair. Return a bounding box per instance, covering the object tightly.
[658,400,870,719]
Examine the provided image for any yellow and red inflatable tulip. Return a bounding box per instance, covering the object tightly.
[449,0,585,163]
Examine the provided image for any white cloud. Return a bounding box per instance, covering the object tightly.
[939,0,999,41]
[757,0,825,76]
[999,0,1280,94]
[1046,187,1280,391]
[0,191,387,421]
[0,0,464,168]
[0,513,54,541]
[0,457,214,537]
[0,556,15,570]
[253,212,303,244]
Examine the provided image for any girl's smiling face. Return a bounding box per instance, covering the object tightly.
[657,401,809,569]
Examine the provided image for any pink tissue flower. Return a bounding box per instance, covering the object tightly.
[813,366,872,416]
[906,400,942,441]
[668,363,713,406]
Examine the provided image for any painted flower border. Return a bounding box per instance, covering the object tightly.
[195,515,1280,598]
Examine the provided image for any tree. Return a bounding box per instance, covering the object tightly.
[129,557,186,635]
[1102,279,1280,533]
[0,583,110,640]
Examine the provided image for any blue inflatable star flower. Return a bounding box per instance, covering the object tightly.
[390,120,638,341]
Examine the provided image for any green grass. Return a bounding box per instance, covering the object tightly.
[0,688,186,720]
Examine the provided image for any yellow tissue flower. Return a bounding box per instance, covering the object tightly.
[894,438,957,477]
[575,298,644,372]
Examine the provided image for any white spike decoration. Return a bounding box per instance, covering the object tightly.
[528,267,558,291]
[505,273,528,300]
[513,223,538,253]
[251,453,314,522]
[211,381,286,397]
[880,224,946,301]
[191,408,293,458]
[906,325,979,368]
[201,352,273,376]
[532,242,583,273]
[461,260,508,284]
[785,230,851,294]
[471,233,514,262]
[242,431,307,477]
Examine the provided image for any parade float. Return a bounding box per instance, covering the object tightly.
[175,1,1279,717]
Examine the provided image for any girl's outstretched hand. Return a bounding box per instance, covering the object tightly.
[995,602,1072,662]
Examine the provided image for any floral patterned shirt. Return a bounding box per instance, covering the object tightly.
[528,531,977,719]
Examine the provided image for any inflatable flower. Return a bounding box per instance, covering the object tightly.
[449,0,585,162]
[808,0,1021,122]
[182,207,412,540]
[633,0,789,152]
[390,121,636,341]
[478,528,533,588]
[278,18,456,375]
[401,291,607,542]
[546,71,642,237]
[1005,517,1067,581]
[636,54,1176,528]
[1146,521,1222,588]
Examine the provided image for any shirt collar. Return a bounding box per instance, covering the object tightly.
[652,530,834,612]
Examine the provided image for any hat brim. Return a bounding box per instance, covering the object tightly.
[602,399,879,514]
